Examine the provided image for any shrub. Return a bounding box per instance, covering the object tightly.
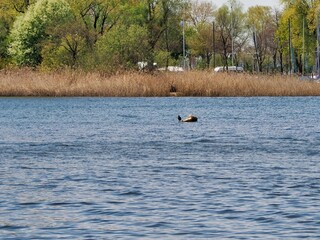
[8,0,72,67]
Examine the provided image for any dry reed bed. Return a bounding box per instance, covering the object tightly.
[0,69,320,97]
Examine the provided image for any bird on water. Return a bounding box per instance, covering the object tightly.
[178,115,198,122]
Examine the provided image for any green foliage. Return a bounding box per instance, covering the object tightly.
[247,6,272,33]
[0,18,9,58]
[3,0,319,74]
[0,0,22,68]
[187,22,213,67]
[214,3,243,67]
[276,0,317,73]
[41,19,90,70]
[155,50,180,67]
[9,0,73,67]
[71,0,125,38]
[95,24,149,71]
[140,0,185,70]
[247,6,276,72]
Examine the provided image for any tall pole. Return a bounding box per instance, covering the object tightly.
[253,28,259,73]
[180,20,186,69]
[182,20,186,70]
[302,16,305,76]
[317,15,320,77]
[212,21,216,68]
[231,5,234,66]
[288,18,292,75]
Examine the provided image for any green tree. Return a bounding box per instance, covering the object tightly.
[0,14,10,66]
[41,20,88,70]
[153,0,187,69]
[95,24,148,71]
[9,0,73,67]
[277,0,317,74]
[0,0,36,67]
[0,0,36,14]
[214,1,245,69]
[139,0,185,71]
[186,0,215,68]
[247,6,276,72]
[187,22,214,68]
[69,0,126,41]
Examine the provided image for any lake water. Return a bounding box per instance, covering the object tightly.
[1,97,320,239]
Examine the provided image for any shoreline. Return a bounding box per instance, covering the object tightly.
[1,69,320,97]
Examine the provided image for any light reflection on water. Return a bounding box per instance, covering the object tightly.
[0,97,320,239]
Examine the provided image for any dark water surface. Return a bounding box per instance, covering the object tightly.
[1,97,320,239]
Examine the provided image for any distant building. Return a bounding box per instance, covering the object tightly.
[214,66,244,73]
[158,66,184,72]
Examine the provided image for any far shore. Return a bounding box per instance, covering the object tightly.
[1,69,320,97]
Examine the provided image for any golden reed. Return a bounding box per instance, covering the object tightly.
[1,68,320,97]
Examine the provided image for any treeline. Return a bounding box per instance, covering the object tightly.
[0,0,319,74]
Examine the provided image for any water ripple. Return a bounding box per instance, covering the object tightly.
[1,97,320,239]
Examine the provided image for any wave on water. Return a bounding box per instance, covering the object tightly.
[1,97,320,239]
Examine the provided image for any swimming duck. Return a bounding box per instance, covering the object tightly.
[178,115,198,122]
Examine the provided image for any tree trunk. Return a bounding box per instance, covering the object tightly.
[279,51,283,74]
